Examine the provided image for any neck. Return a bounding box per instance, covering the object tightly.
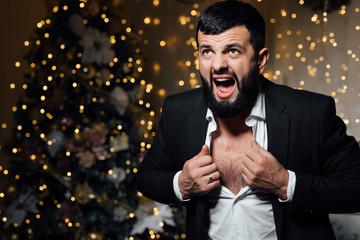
[214,106,252,137]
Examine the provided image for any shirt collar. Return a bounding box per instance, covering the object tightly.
[247,91,265,120]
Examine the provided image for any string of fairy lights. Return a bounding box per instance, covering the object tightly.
[133,0,360,139]
[264,1,360,135]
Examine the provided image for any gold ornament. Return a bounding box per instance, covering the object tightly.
[91,121,108,132]
[74,182,96,204]
[77,64,96,80]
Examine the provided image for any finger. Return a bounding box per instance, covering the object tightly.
[250,137,263,151]
[241,171,252,186]
[245,143,262,164]
[198,162,218,176]
[242,154,257,173]
[197,144,210,157]
[241,158,256,185]
[250,137,270,156]
[204,174,221,186]
[208,179,220,188]
[207,170,221,182]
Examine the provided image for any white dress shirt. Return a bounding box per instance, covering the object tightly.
[173,92,296,240]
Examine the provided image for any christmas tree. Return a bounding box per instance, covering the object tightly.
[0,0,184,239]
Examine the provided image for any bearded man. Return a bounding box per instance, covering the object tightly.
[137,1,360,240]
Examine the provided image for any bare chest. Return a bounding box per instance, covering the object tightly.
[211,131,253,194]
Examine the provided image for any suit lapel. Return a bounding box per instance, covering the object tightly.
[187,102,208,159]
[262,77,290,240]
[262,78,290,167]
[186,93,209,239]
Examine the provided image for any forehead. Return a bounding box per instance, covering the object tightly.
[197,25,251,46]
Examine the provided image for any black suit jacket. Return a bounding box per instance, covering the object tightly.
[138,77,360,240]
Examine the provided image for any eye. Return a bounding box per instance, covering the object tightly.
[202,49,212,56]
[228,49,240,55]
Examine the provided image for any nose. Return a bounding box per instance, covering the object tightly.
[212,54,228,72]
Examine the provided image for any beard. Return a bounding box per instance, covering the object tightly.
[201,64,259,119]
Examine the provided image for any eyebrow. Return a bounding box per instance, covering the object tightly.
[199,43,246,51]
[199,44,212,50]
[225,43,246,50]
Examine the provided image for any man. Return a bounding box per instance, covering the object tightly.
[137,1,360,239]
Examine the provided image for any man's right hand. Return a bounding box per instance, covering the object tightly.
[178,145,220,199]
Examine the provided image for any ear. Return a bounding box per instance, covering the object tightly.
[257,48,269,75]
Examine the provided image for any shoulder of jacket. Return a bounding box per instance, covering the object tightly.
[265,79,331,105]
[164,88,204,108]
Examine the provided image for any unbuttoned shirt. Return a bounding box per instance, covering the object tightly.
[174,92,296,240]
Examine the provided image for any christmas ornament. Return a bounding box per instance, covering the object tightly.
[106,167,126,188]
[131,199,176,235]
[77,150,97,167]
[5,188,39,227]
[113,204,130,222]
[111,134,129,152]
[111,86,129,115]
[74,182,96,204]
[79,27,115,65]
[46,129,65,157]
[59,115,73,127]
[84,123,108,160]
[77,64,97,80]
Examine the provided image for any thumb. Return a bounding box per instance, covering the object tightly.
[250,137,268,155]
[250,137,261,151]
[197,144,210,157]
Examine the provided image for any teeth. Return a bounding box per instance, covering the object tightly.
[215,78,231,82]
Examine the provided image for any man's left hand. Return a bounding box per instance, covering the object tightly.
[241,137,289,199]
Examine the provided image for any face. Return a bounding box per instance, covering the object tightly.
[197,25,268,118]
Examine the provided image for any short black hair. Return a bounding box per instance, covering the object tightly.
[196,0,265,57]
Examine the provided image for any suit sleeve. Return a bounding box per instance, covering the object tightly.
[291,96,360,213]
[137,97,184,206]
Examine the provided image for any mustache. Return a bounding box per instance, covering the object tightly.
[211,69,237,78]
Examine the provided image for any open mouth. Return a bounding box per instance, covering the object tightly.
[213,77,236,99]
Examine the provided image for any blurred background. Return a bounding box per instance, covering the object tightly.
[0,0,359,239]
